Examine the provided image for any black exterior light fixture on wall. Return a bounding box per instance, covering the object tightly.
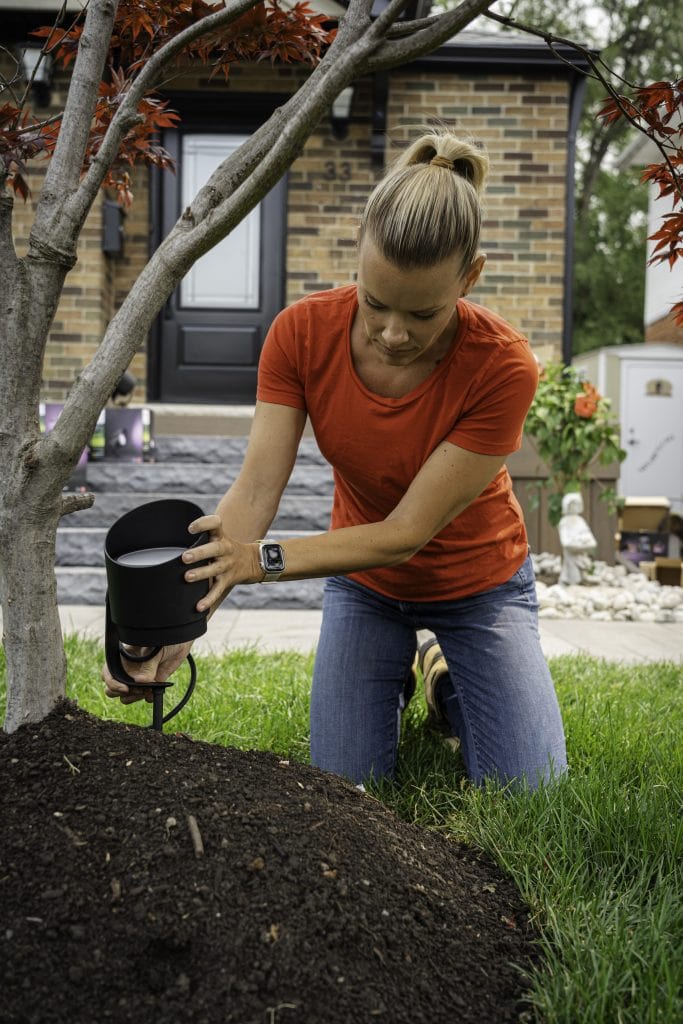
[20,44,53,108]
[102,199,125,257]
[330,85,355,139]
[104,499,210,731]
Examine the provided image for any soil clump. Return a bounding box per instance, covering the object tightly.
[1,701,540,1023]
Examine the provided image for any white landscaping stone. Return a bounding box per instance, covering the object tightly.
[538,607,563,619]
[612,592,635,610]
[545,585,574,605]
[529,551,681,623]
[659,589,683,609]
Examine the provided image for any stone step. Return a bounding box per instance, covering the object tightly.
[55,567,325,609]
[57,428,333,607]
[64,493,333,531]
[153,435,328,465]
[85,461,334,495]
[56,528,316,567]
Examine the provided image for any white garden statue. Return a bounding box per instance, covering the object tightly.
[558,492,597,585]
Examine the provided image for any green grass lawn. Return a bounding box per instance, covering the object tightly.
[2,638,682,1023]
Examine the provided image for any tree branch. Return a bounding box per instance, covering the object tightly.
[385,15,440,40]
[365,0,496,71]
[483,10,603,78]
[0,48,23,106]
[366,0,412,37]
[33,0,119,230]
[61,491,95,516]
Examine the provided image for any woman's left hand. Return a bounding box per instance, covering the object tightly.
[182,514,262,614]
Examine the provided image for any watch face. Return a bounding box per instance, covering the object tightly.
[262,543,285,573]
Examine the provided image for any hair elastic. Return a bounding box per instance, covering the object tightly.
[430,155,455,170]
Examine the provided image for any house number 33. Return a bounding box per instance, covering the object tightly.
[324,161,352,181]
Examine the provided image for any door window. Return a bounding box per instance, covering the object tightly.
[180,134,261,310]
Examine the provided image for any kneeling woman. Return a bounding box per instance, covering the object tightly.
[104,128,567,791]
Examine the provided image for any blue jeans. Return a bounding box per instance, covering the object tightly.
[310,554,567,789]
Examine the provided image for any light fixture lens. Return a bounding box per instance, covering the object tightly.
[21,46,53,87]
[331,86,354,121]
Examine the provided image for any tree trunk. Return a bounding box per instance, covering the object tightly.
[1,513,66,733]
[0,201,79,733]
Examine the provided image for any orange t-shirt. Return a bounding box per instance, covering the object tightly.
[257,285,538,601]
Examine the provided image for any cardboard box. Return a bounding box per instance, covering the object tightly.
[619,497,670,532]
[654,558,683,587]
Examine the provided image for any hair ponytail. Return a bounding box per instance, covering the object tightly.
[358,129,489,270]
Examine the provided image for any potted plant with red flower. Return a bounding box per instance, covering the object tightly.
[524,362,626,526]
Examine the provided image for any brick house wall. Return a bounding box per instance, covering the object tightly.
[6,45,578,403]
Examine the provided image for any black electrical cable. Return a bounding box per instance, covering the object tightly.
[117,642,197,728]
[159,654,196,726]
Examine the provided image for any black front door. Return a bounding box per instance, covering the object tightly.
[151,108,286,403]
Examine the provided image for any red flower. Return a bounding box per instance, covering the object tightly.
[574,393,598,418]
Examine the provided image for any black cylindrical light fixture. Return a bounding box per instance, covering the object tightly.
[104,499,210,729]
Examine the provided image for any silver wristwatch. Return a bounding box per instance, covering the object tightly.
[258,541,286,583]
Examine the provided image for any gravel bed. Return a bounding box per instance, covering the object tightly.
[531,553,683,623]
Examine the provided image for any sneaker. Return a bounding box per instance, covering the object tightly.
[417,634,451,734]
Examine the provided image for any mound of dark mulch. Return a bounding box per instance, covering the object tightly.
[1,701,540,1024]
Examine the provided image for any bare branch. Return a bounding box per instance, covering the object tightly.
[33,0,120,236]
[483,10,603,78]
[365,0,497,71]
[385,16,440,40]
[367,0,412,36]
[60,491,95,516]
[0,49,23,106]
[19,0,82,110]
[14,112,64,136]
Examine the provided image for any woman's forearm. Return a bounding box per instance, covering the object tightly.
[185,441,505,604]
[254,516,425,583]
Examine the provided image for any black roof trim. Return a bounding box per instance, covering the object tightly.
[410,38,595,75]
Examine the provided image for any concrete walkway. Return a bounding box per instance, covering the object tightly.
[46,605,683,664]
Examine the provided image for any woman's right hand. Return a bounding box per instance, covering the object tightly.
[102,642,193,704]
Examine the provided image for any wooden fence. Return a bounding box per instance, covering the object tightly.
[507,436,620,564]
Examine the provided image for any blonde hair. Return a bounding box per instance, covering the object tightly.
[358,129,489,270]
